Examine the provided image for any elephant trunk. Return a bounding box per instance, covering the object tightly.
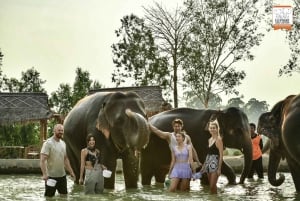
[239,137,253,184]
[267,149,285,186]
[125,109,150,150]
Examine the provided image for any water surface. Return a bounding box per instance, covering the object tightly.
[0,173,299,201]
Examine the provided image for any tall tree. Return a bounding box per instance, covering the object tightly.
[50,67,103,117]
[72,67,92,105]
[0,49,3,66]
[111,14,169,89]
[49,83,73,116]
[227,97,245,109]
[184,91,222,109]
[0,49,3,89]
[90,80,104,90]
[182,0,265,108]
[143,2,190,107]
[2,67,46,93]
[279,1,300,76]
[2,77,19,92]
[243,98,269,123]
[19,67,46,92]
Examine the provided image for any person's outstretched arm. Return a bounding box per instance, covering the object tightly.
[149,124,171,143]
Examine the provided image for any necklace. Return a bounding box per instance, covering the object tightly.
[87,146,95,152]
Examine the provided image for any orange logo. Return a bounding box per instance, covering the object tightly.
[273,5,293,30]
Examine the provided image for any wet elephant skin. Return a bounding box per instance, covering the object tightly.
[141,107,252,186]
[258,94,300,191]
[63,91,150,189]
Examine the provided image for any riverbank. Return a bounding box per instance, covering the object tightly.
[0,154,289,174]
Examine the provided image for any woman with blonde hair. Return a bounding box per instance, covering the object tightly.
[202,119,223,194]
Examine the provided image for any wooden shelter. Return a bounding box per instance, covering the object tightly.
[89,86,170,117]
[0,92,52,145]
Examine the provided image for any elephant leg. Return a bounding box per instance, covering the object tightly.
[200,173,209,185]
[122,149,139,188]
[140,155,154,185]
[154,164,169,184]
[286,155,300,191]
[66,145,80,184]
[102,141,117,189]
[141,161,168,185]
[221,160,236,184]
[104,159,117,189]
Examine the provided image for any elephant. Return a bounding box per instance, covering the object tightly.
[257,94,300,191]
[63,91,150,189]
[141,107,252,185]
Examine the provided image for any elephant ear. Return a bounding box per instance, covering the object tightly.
[96,103,110,132]
[102,92,126,128]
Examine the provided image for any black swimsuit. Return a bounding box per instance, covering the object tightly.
[207,142,220,156]
[86,149,99,167]
[204,142,220,173]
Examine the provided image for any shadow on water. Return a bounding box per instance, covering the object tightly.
[0,173,299,201]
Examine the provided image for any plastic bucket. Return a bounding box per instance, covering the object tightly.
[103,170,112,178]
[164,178,170,188]
[46,178,57,187]
[192,172,202,180]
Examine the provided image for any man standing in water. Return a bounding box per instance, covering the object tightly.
[247,123,264,179]
[40,124,75,197]
[149,118,201,167]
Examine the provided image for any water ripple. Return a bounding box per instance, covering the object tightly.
[0,173,298,200]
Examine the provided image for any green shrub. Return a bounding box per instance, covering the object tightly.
[233,150,242,156]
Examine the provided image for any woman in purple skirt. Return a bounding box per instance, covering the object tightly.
[168,131,193,192]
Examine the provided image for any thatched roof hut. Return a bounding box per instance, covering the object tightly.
[89,86,170,116]
[0,92,52,144]
[0,92,52,124]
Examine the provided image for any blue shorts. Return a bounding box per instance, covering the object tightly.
[44,175,67,197]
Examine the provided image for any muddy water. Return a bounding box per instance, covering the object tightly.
[0,173,299,201]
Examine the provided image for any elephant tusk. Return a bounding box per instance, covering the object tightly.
[134,149,141,158]
[102,128,110,139]
[125,108,133,117]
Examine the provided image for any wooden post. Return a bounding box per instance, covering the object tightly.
[40,119,47,146]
